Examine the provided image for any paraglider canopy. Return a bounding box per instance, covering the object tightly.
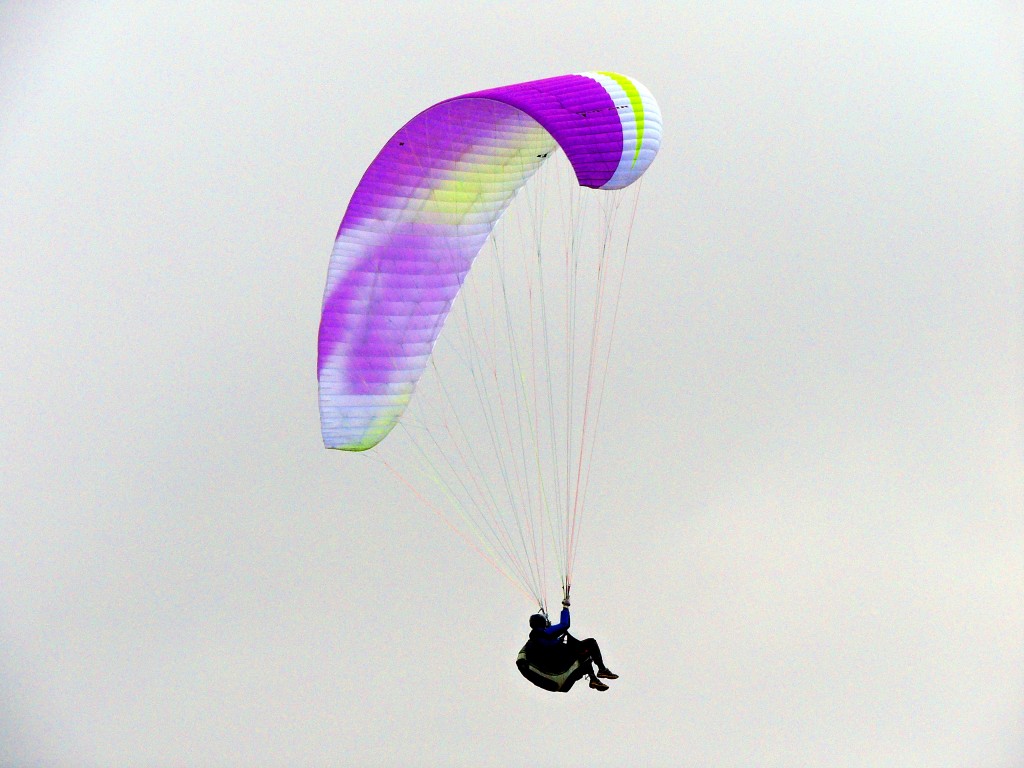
[318,72,661,451]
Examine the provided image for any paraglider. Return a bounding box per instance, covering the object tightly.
[317,72,661,691]
[517,595,618,692]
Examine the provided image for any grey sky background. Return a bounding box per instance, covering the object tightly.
[2,2,1022,766]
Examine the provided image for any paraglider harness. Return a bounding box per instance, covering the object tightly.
[516,637,586,692]
[516,589,587,692]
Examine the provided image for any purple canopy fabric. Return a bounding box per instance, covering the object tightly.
[318,72,662,450]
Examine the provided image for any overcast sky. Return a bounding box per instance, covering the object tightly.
[2,3,1022,766]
